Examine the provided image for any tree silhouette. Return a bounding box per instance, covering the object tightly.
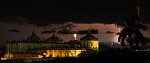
[115,16,148,50]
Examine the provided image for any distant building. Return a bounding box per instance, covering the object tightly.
[2,31,99,59]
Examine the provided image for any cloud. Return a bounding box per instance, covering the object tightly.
[58,29,75,34]
[0,16,103,27]
[77,29,98,34]
[106,31,115,34]
[0,16,29,24]
[0,16,50,27]
[8,29,20,32]
[0,15,143,28]
[41,30,54,34]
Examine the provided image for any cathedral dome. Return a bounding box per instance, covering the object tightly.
[46,34,64,43]
[26,31,41,42]
[69,40,80,44]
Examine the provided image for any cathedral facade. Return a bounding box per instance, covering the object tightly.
[3,31,99,59]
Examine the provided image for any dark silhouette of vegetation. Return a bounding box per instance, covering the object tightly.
[115,16,148,50]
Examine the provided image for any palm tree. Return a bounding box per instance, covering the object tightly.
[115,16,148,50]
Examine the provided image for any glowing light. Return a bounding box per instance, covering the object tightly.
[1,58,7,60]
[91,41,99,51]
[112,34,119,42]
[43,53,47,55]
[117,42,121,44]
[74,34,77,40]
[135,50,139,51]
[46,49,84,57]
[38,55,43,58]
[111,42,114,48]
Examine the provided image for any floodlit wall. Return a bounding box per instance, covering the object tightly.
[46,49,86,57]
[6,42,71,53]
[80,40,99,51]
[4,53,41,58]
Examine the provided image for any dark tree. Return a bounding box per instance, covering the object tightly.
[115,16,148,50]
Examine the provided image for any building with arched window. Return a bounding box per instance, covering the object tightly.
[3,31,99,59]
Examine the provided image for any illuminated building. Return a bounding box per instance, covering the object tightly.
[3,31,99,59]
[80,32,99,51]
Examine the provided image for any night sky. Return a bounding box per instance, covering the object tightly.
[0,0,150,47]
[0,0,150,26]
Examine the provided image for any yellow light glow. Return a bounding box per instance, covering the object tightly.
[46,49,85,57]
[43,53,47,55]
[1,58,7,60]
[88,40,99,51]
[74,34,77,40]
[38,55,43,58]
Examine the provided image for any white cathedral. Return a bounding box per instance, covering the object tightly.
[3,31,99,59]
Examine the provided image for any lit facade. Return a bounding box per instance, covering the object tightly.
[80,33,99,51]
[45,49,86,57]
[3,31,99,59]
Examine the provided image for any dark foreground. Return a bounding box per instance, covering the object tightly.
[1,48,150,63]
[32,48,150,63]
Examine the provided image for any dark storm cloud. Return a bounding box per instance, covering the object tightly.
[77,29,98,34]
[0,16,29,24]
[41,30,54,34]
[0,0,150,26]
[8,29,20,32]
[27,16,67,27]
[106,31,115,34]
